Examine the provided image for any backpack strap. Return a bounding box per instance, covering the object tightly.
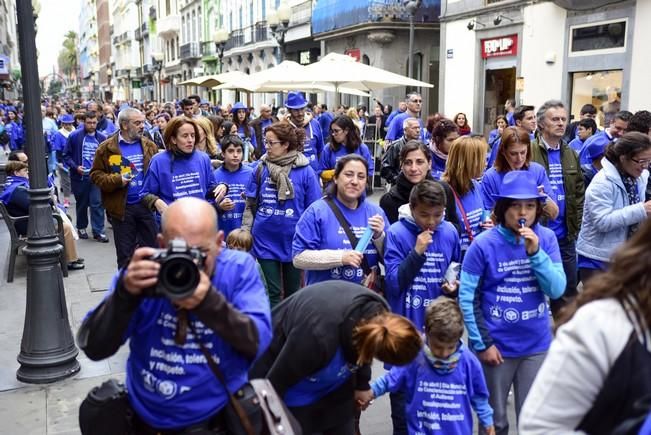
[325,197,371,275]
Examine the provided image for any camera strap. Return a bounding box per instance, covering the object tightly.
[187,317,256,435]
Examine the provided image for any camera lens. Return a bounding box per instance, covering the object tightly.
[159,256,199,300]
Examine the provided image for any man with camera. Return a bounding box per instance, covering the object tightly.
[77,197,272,434]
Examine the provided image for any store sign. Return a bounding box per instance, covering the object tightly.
[345,48,361,62]
[481,35,518,59]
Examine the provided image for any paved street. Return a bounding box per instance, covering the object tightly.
[0,189,515,434]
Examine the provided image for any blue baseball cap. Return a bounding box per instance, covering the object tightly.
[284,91,308,109]
[230,102,247,113]
[493,171,547,201]
[584,133,609,161]
[58,114,74,124]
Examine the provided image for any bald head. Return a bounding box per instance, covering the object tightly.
[161,198,218,240]
[260,104,272,119]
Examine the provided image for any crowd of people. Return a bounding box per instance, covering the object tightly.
[2,90,651,435]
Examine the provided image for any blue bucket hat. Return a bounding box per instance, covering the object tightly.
[230,102,248,113]
[584,133,609,161]
[493,171,547,201]
[59,114,74,124]
[284,91,308,109]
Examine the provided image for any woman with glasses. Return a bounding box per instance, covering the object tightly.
[242,121,321,307]
[319,115,374,186]
[576,131,651,284]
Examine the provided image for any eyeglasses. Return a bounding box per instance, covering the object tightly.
[410,99,422,103]
[331,128,344,134]
[630,157,651,167]
[265,139,283,146]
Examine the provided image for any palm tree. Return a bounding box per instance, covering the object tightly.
[57,31,79,87]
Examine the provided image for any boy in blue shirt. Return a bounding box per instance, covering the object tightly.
[213,135,252,237]
[368,297,495,435]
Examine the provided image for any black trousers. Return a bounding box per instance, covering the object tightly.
[109,202,157,269]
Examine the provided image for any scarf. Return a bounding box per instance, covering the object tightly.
[394,171,435,203]
[424,341,463,375]
[429,139,448,162]
[620,171,641,237]
[261,150,310,201]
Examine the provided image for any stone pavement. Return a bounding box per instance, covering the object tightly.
[0,187,515,435]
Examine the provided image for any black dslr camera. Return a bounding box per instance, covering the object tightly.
[144,239,207,301]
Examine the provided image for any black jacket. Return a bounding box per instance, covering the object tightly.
[379,172,461,232]
[250,281,388,428]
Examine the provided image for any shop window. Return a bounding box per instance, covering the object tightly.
[570,70,623,129]
[570,19,627,56]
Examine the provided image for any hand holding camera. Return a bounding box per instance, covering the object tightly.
[123,240,209,308]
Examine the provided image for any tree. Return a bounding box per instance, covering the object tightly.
[57,31,78,86]
[47,80,62,96]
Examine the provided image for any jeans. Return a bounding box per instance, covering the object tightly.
[551,237,578,317]
[71,177,105,235]
[481,353,547,435]
[390,390,407,435]
[109,203,157,269]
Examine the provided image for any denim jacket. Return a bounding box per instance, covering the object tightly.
[576,158,648,262]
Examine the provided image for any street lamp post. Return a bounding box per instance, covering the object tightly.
[106,68,112,102]
[15,0,80,384]
[213,29,229,104]
[152,52,164,102]
[267,2,291,63]
[126,67,132,102]
[404,0,421,79]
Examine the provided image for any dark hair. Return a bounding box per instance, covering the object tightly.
[400,140,431,166]
[495,115,507,127]
[454,112,469,128]
[627,110,651,134]
[220,134,244,152]
[233,106,252,138]
[163,117,201,155]
[353,312,422,366]
[265,121,306,152]
[83,111,98,120]
[613,110,633,123]
[328,115,362,153]
[221,120,235,136]
[431,118,458,146]
[181,98,195,108]
[580,104,597,116]
[605,131,651,167]
[208,115,225,139]
[513,105,535,123]
[494,126,531,172]
[327,154,369,199]
[577,118,598,135]
[425,113,443,134]
[409,180,447,209]
[493,198,543,225]
[7,150,27,161]
[188,95,201,104]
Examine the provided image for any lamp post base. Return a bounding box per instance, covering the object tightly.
[17,356,80,384]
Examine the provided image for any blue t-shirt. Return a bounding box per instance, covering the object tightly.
[385,113,426,142]
[580,130,613,165]
[372,347,492,435]
[292,197,389,286]
[246,162,322,262]
[318,143,375,177]
[118,140,145,204]
[455,180,484,253]
[577,254,607,271]
[142,150,216,205]
[236,125,256,160]
[546,148,567,239]
[213,164,253,236]
[460,225,561,357]
[83,249,272,429]
[431,153,446,181]
[82,134,100,170]
[300,119,324,173]
[480,163,553,211]
[385,217,460,330]
[283,347,356,407]
[568,137,583,153]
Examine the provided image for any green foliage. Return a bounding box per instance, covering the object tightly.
[57,31,78,80]
[47,79,62,96]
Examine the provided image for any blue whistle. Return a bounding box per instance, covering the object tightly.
[519,218,526,228]
[355,227,374,253]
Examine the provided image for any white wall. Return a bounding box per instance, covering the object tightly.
[627,0,651,112]
[441,19,477,121]
[519,2,566,109]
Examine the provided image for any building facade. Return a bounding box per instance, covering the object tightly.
[157,0,182,101]
[79,0,100,99]
[440,0,651,136]
[0,0,19,99]
[96,0,113,101]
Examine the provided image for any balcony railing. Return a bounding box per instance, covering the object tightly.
[224,22,270,51]
[180,42,202,59]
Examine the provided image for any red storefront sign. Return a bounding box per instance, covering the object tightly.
[481,35,518,59]
[345,48,361,62]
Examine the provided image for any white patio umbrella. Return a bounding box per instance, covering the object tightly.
[179,71,249,88]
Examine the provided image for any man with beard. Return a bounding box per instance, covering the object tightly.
[285,91,324,173]
[90,107,159,268]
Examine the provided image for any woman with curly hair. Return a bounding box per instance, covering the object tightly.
[520,218,651,434]
[242,121,321,306]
